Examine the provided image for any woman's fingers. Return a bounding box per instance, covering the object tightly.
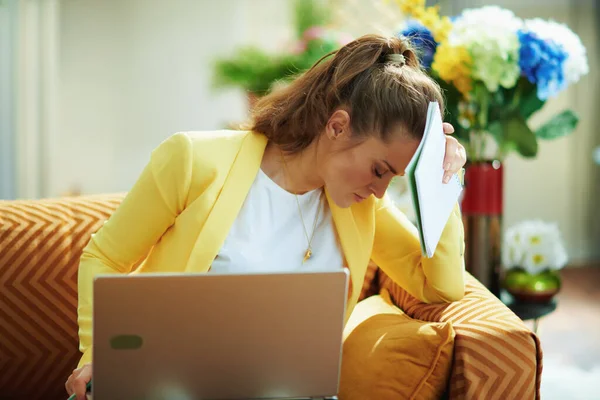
[443,122,455,135]
[65,363,92,400]
[443,136,466,184]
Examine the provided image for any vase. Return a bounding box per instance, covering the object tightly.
[503,268,561,303]
[461,160,503,296]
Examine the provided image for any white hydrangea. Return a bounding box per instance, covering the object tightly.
[523,18,589,84]
[522,245,559,275]
[451,6,523,43]
[502,220,568,273]
[449,6,523,92]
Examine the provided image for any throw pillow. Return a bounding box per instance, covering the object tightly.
[339,288,455,400]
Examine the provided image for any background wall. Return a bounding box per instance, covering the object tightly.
[51,0,293,195]
[0,0,17,200]
[9,0,599,263]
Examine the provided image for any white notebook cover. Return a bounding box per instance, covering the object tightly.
[405,102,463,258]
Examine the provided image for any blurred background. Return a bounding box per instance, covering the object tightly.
[1,0,598,263]
[0,0,599,397]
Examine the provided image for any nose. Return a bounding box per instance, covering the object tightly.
[369,178,390,199]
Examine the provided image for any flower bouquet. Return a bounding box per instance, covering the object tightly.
[394,0,589,162]
[390,0,588,295]
[502,220,568,303]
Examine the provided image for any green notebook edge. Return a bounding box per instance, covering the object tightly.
[405,102,438,256]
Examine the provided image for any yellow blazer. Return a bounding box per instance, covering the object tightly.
[77,130,465,367]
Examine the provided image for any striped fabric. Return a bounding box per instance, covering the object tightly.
[0,194,124,400]
[0,194,541,399]
[373,269,542,400]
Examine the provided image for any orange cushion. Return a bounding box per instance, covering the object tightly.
[339,289,455,400]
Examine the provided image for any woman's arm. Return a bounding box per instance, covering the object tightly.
[77,133,194,367]
[370,194,465,304]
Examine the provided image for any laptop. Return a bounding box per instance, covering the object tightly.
[91,269,349,400]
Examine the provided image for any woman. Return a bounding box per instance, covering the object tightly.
[66,33,467,399]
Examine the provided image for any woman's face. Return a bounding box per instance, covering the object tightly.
[318,110,420,208]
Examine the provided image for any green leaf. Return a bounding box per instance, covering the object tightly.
[435,76,469,142]
[503,115,538,158]
[294,0,329,38]
[211,0,335,96]
[485,120,509,160]
[212,47,302,95]
[518,79,545,119]
[487,120,506,150]
[535,110,579,140]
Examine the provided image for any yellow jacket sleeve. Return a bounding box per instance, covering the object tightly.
[371,194,465,304]
[76,133,193,367]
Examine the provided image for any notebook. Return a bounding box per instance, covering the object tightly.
[405,101,463,258]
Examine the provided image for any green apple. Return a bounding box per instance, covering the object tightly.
[524,271,561,293]
[504,268,561,293]
[504,269,531,290]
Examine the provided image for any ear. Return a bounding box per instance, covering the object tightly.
[325,109,352,142]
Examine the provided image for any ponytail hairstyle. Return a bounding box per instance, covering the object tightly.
[249,34,445,153]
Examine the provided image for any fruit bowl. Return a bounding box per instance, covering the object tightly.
[503,268,561,303]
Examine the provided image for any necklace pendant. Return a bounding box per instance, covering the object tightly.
[303,249,312,263]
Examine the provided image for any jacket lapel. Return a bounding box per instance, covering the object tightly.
[186,132,268,273]
[326,190,366,306]
[185,133,369,307]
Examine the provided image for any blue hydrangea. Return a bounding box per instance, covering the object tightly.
[518,30,568,100]
[399,20,437,70]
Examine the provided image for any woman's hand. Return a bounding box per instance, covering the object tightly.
[65,363,92,400]
[442,122,467,184]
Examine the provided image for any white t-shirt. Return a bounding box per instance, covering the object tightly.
[210,168,344,274]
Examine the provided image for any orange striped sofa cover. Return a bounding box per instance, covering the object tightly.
[359,262,543,399]
[0,194,542,399]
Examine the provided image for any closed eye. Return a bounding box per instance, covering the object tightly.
[373,167,385,179]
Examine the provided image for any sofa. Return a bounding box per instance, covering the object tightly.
[0,193,543,400]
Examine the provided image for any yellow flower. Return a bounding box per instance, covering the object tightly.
[532,253,545,265]
[394,1,453,44]
[418,6,439,27]
[431,15,453,43]
[432,43,473,95]
[394,1,469,93]
[391,0,425,14]
[418,7,452,43]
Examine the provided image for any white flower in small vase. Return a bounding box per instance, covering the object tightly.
[502,224,527,269]
[502,220,568,303]
[522,245,558,275]
[521,220,568,271]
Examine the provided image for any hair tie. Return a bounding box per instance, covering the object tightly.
[386,53,406,66]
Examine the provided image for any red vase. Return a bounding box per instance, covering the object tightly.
[461,161,504,296]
